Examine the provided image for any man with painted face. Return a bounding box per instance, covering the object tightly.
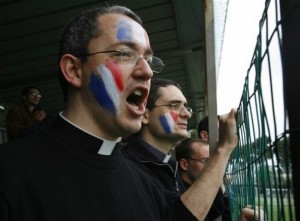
[175,138,265,221]
[0,6,200,221]
[122,78,238,220]
[122,78,192,193]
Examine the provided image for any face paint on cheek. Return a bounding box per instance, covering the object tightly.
[116,20,133,42]
[89,60,124,116]
[159,111,179,134]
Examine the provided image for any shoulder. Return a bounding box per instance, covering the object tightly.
[7,105,25,113]
[0,124,57,165]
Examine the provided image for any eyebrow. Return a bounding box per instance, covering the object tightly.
[167,100,187,105]
[109,42,153,55]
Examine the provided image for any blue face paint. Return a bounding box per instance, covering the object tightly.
[116,20,132,42]
[159,112,179,134]
[89,63,123,116]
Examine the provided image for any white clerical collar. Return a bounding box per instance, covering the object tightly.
[59,112,120,155]
[163,153,172,163]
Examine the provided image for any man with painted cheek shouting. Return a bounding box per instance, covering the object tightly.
[122,77,239,220]
[0,6,200,221]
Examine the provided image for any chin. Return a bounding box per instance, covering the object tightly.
[120,120,142,136]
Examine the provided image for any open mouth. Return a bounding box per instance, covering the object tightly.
[126,88,148,110]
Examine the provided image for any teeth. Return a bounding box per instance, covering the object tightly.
[133,89,142,96]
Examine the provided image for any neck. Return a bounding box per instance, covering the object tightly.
[25,104,35,113]
[61,104,120,141]
[139,131,174,154]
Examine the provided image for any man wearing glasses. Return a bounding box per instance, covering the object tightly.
[5,85,46,140]
[122,78,193,193]
[0,5,186,221]
[175,138,265,221]
[175,138,227,220]
[122,78,240,220]
[0,5,238,221]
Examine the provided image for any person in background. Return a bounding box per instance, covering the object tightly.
[122,77,239,220]
[175,138,230,220]
[199,115,266,220]
[5,85,46,140]
[197,115,209,140]
[175,137,265,221]
[197,115,232,220]
[122,78,191,194]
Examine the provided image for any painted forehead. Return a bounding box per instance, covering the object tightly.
[115,19,150,48]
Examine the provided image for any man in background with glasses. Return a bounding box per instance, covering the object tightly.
[5,85,46,140]
[175,137,265,221]
[175,138,227,221]
[122,78,193,194]
[122,78,239,220]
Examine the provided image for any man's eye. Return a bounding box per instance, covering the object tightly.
[113,51,123,57]
[170,103,180,109]
[120,50,133,57]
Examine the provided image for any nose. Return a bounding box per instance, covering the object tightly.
[133,57,153,80]
[180,108,192,118]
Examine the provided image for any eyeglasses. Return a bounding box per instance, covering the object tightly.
[187,157,209,163]
[81,48,165,73]
[29,92,42,99]
[148,103,193,115]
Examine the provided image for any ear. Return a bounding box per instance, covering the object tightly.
[142,109,150,125]
[179,159,189,171]
[60,54,83,88]
[199,130,208,140]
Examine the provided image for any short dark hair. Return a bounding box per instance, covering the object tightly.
[197,116,208,137]
[146,78,181,110]
[174,138,208,161]
[58,5,143,101]
[22,86,40,96]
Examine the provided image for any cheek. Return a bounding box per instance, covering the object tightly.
[159,111,179,134]
[190,164,204,176]
[89,60,124,116]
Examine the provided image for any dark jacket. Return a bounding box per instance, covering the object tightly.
[122,134,230,221]
[0,115,195,221]
[121,134,186,195]
[5,105,35,140]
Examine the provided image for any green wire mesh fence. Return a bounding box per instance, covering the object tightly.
[225,0,296,220]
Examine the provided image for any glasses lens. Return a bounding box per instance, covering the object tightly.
[120,49,135,62]
[185,107,193,114]
[150,57,165,73]
[30,92,41,98]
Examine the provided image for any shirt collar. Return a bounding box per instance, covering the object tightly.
[58,112,120,156]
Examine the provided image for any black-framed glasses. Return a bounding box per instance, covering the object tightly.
[148,103,193,115]
[188,157,209,163]
[80,48,165,73]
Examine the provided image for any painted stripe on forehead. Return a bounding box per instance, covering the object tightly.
[116,20,132,42]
